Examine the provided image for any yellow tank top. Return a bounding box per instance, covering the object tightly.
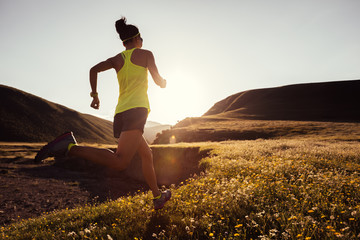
[115,48,150,115]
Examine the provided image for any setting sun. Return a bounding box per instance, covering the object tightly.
[147,72,211,125]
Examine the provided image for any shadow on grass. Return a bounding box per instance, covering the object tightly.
[144,212,171,240]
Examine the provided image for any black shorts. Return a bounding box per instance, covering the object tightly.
[113,107,148,138]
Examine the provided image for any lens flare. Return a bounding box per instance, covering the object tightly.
[169,135,176,144]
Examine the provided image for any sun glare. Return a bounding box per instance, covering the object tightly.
[169,135,176,144]
[148,74,209,125]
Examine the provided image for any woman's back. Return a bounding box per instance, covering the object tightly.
[111,48,148,73]
[115,48,149,114]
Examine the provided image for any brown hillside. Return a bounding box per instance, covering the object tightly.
[154,80,360,144]
[204,80,360,121]
[0,85,115,143]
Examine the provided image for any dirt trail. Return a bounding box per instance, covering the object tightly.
[0,143,147,225]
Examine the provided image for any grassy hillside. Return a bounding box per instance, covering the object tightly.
[0,85,115,144]
[204,80,360,121]
[1,139,359,239]
[154,80,360,144]
[154,117,360,144]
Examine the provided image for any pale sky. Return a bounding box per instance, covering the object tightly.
[1,0,360,125]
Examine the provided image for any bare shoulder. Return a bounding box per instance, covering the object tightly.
[131,49,154,68]
[108,53,123,62]
[134,48,153,57]
[107,53,124,72]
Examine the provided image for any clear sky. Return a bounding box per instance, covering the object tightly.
[1,0,360,125]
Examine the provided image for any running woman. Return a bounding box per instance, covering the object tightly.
[35,17,171,210]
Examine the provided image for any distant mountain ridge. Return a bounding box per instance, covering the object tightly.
[204,80,360,121]
[144,122,171,143]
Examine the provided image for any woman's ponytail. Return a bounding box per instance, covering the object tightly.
[115,17,127,35]
[115,17,139,43]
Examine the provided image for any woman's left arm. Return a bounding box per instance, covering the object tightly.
[145,51,166,88]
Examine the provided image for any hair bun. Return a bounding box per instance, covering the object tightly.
[115,17,139,43]
[115,17,127,34]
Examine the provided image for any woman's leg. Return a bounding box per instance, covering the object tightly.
[69,130,161,197]
[68,130,143,171]
[137,136,161,198]
[68,130,168,208]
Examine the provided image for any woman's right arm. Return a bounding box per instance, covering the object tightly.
[146,51,166,88]
[89,59,114,109]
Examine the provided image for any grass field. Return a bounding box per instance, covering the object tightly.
[1,138,360,239]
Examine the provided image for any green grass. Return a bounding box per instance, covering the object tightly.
[1,139,360,239]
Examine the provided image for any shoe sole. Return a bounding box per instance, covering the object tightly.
[34,132,72,162]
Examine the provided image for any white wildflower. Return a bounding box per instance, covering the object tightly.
[269,229,278,237]
[281,232,290,240]
[256,211,265,217]
[67,231,77,237]
[159,230,166,237]
[259,235,270,240]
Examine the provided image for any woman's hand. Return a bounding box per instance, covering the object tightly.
[91,97,100,109]
[160,78,167,88]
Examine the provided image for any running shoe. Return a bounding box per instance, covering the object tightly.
[34,132,77,162]
[153,190,171,210]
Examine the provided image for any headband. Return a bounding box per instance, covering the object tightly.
[122,32,140,42]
